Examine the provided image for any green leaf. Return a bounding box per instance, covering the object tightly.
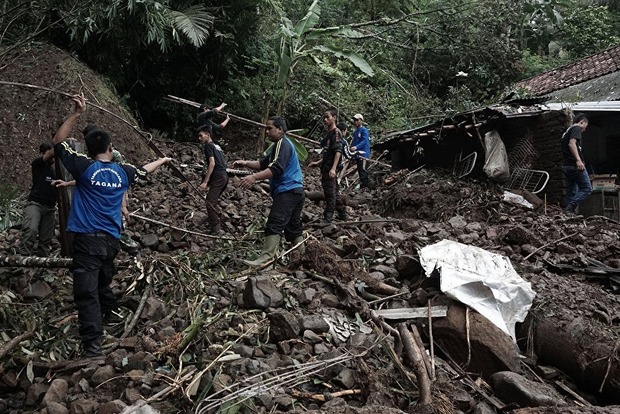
[170,6,214,48]
[293,0,320,37]
[311,45,374,76]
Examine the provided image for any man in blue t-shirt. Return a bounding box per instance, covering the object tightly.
[561,113,592,214]
[53,94,172,358]
[351,113,375,189]
[233,116,305,266]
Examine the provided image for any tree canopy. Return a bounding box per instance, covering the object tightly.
[1,0,619,139]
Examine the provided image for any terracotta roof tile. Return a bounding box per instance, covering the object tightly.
[516,45,620,96]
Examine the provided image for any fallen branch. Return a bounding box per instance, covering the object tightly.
[0,330,34,359]
[130,213,238,241]
[289,388,362,401]
[120,367,197,414]
[0,255,72,268]
[397,323,432,405]
[523,232,578,261]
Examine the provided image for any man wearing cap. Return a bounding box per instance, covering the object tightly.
[351,114,374,189]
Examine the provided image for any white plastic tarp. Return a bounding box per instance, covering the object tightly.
[419,240,535,341]
[483,130,510,182]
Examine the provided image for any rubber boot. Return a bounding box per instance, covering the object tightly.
[243,235,281,266]
[83,337,103,358]
[323,212,334,223]
[289,235,305,262]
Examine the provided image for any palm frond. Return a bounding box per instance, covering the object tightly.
[170,5,214,48]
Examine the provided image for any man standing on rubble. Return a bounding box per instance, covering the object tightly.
[53,94,172,358]
[198,123,228,235]
[233,116,304,266]
[350,113,375,189]
[308,108,347,222]
[561,113,592,215]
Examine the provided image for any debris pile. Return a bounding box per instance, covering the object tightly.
[1,134,620,414]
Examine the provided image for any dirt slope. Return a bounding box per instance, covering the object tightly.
[0,43,155,192]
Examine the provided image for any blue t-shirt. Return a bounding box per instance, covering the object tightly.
[259,137,303,196]
[54,142,147,238]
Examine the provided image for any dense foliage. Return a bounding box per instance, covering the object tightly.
[1,0,619,140]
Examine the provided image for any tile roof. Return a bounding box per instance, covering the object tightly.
[516,45,620,96]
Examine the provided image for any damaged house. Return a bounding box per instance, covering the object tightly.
[376,44,620,218]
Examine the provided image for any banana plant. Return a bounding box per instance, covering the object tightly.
[269,0,374,113]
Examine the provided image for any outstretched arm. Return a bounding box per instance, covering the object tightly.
[142,157,172,173]
[232,160,261,171]
[53,95,86,145]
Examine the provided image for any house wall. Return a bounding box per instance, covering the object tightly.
[496,111,571,204]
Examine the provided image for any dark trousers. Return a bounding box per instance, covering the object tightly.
[562,166,592,211]
[265,188,305,242]
[355,158,371,187]
[72,233,120,344]
[206,174,228,229]
[321,172,346,217]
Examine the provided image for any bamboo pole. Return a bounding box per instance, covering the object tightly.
[165,94,392,167]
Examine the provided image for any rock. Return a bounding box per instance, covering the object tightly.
[141,233,159,249]
[242,276,284,309]
[491,371,566,407]
[42,379,68,406]
[141,297,167,321]
[22,281,52,300]
[26,382,49,406]
[298,315,330,333]
[90,365,116,386]
[191,211,208,226]
[321,294,341,308]
[302,330,322,344]
[371,264,399,279]
[448,215,467,229]
[334,368,356,388]
[46,402,69,414]
[69,398,98,414]
[97,400,127,414]
[125,388,143,404]
[127,370,145,382]
[267,310,299,342]
[395,255,420,278]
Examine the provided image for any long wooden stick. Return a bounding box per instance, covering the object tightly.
[523,232,578,261]
[130,213,237,241]
[165,94,392,167]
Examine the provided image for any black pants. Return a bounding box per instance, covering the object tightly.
[321,172,346,217]
[355,158,371,187]
[206,173,228,229]
[265,188,305,242]
[72,233,120,344]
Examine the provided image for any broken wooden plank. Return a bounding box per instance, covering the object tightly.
[374,305,448,320]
